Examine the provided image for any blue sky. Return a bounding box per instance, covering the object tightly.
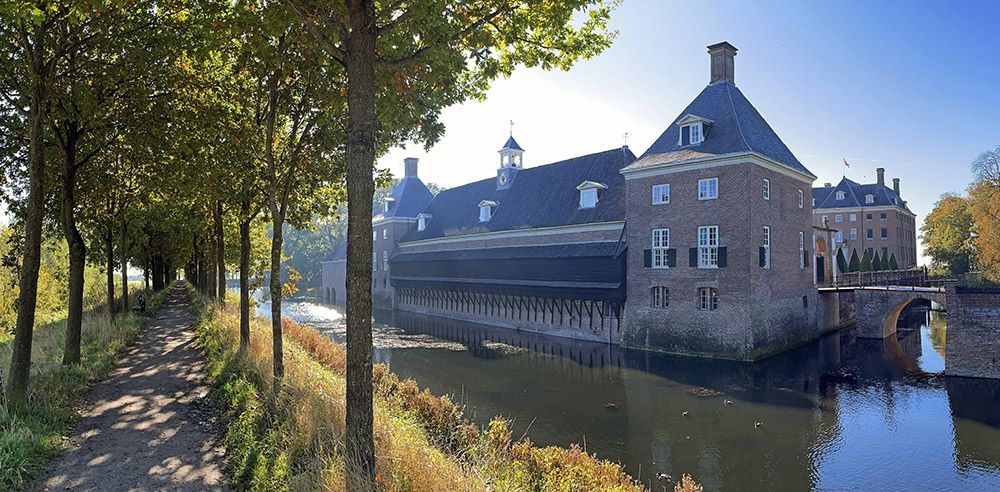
[378,0,1000,263]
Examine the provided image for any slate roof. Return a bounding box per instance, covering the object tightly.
[633,81,814,177]
[501,135,524,151]
[400,147,636,242]
[374,176,435,220]
[322,241,347,262]
[812,177,913,213]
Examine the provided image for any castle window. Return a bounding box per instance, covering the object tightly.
[697,225,719,268]
[384,197,394,214]
[698,287,718,311]
[417,213,431,232]
[799,231,806,269]
[478,200,497,222]
[382,251,388,271]
[679,123,703,146]
[798,189,804,208]
[836,191,845,200]
[849,213,857,222]
[835,230,843,243]
[865,194,874,204]
[881,228,888,239]
[651,228,669,268]
[698,178,718,200]
[763,179,770,200]
[867,228,873,239]
[652,183,670,205]
[651,286,669,308]
[835,214,843,223]
[372,253,377,272]
[866,213,873,221]
[576,181,606,209]
[880,212,887,220]
[762,226,771,269]
[850,228,857,240]
[383,229,388,240]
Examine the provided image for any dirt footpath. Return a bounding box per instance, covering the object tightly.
[33,285,229,491]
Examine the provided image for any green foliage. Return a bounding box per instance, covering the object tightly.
[872,251,883,271]
[921,193,974,275]
[969,146,1000,281]
[848,249,861,272]
[888,253,899,270]
[860,249,873,272]
[836,248,849,274]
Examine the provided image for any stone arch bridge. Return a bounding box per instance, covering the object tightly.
[853,286,947,339]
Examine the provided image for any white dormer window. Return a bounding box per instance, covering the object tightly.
[478,200,497,222]
[865,194,874,204]
[576,181,607,209]
[384,197,394,214]
[675,114,712,146]
[836,191,845,200]
[417,213,431,232]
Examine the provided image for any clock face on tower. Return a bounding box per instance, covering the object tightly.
[498,173,508,186]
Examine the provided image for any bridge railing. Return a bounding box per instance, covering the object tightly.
[822,267,928,289]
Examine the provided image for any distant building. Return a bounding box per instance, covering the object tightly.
[812,170,917,270]
[322,42,833,360]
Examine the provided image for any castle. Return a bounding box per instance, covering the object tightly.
[323,42,838,360]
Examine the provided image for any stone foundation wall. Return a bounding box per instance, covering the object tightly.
[945,285,1000,379]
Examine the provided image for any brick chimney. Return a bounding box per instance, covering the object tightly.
[876,167,885,187]
[404,157,418,178]
[708,42,737,85]
[893,177,900,197]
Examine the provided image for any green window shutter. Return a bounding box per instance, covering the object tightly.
[689,248,698,267]
[667,248,676,268]
[803,249,810,267]
[643,249,652,267]
[718,247,727,267]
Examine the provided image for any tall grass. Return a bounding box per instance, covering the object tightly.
[0,288,167,490]
[196,287,653,491]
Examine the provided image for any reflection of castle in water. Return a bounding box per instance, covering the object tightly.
[378,306,1000,488]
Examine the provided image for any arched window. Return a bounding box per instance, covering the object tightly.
[651,286,669,308]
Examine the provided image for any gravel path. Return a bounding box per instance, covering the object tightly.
[32,285,229,491]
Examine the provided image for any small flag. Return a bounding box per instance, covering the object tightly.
[843,158,850,168]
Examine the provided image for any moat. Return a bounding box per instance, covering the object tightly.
[258,296,1000,491]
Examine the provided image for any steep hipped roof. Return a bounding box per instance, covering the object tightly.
[812,177,913,213]
[400,147,636,242]
[322,241,347,262]
[501,135,524,151]
[374,176,434,220]
[637,81,813,177]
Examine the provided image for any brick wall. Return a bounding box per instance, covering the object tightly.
[945,285,1000,379]
[814,206,918,269]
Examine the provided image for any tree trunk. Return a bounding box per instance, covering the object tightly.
[206,228,216,299]
[269,214,284,383]
[239,200,252,351]
[344,1,378,487]
[216,200,226,305]
[105,227,116,316]
[61,134,86,366]
[143,255,150,291]
[120,220,129,312]
[5,52,50,411]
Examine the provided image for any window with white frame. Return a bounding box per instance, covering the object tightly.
[698,178,718,200]
[651,228,669,268]
[698,287,719,310]
[373,231,377,241]
[865,194,874,204]
[762,226,771,269]
[798,189,804,208]
[835,214,843,223]
[580,188,598,208]
[680,123,703,146]
[689,123,702,144]
[849,213,857,222]
[836,191,846,200]
[835,230,844,243]
[799,231,805,269]
[478,200,496,222]
[867,228,873,239]
[417,214,430,232]
[763,179,770,200]
[652,183,670,205]
[383,228,388,240]
[880,212,887,220]
[651,286,669,308]
[698,225,719,268]
[382,251,388,271]
[372,252,377,271]
[850,228,857,240]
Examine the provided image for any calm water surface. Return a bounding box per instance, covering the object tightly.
[258,297,1000,491]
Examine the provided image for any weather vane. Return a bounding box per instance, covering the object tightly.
[509,119,514,136]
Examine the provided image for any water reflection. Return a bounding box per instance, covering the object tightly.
[260,297,1000,491]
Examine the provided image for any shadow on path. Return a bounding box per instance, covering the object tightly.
[31,284,229,491]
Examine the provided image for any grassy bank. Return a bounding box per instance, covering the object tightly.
[0,288,167,489]
[196,288,676,491]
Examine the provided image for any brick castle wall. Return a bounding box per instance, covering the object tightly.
[945,285,1000,379]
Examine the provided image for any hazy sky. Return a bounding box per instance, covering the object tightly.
[377,0,1000,263]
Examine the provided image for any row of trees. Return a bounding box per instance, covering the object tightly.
[1,0,615,488]
[836,247,899,273]
[921,146,1000,279]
